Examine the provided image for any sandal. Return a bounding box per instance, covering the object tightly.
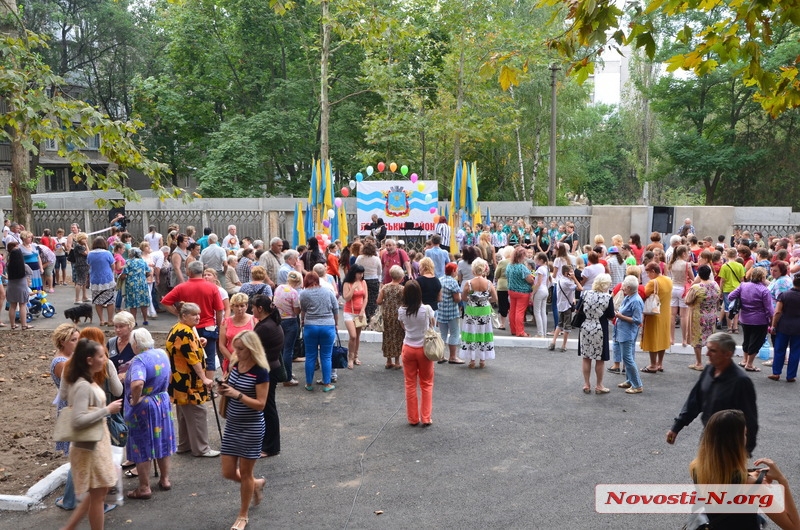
[354,359,361,366]
[745,366,761,372]
[121,461,136,470]
[157,481,172,491]
[385,364,394,369]
[468,361,476,369]
[640,367,658,373]
[479,361,485,369]
[231,516,249,530]
[124,469,139,478]
[582,386,591,394]
[393,364,402,370]
[10,325,16,330]
[21,325,33,330]
[126,488,152,500]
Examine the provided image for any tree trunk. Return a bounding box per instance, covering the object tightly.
[10,134,32,228]
[319,0,331,162]
[509,87,526,202]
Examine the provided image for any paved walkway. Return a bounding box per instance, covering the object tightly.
[4,285,798,528]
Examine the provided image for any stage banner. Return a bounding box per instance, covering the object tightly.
[357,180,439,235]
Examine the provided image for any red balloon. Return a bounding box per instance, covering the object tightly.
[341,187,350,197]
[377,161,386,172]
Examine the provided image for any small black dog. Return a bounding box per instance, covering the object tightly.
[64,304,93,324]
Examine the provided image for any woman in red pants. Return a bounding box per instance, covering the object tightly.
[397,281,437,427]
[505,247,535,337]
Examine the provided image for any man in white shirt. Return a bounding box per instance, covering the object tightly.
[222,225,239,250]
[258,237,284,290]
[4,222,22,247]
[664,234,681,263]
[200,234,228,276]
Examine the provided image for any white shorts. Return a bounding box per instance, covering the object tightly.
[343,312,357,322]
[671,286,687,309]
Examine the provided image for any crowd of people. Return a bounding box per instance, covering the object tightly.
[36,214,800,529]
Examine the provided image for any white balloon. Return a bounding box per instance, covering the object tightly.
[327,209,335,219]
[425,193,433,202]
[349,180,356,189]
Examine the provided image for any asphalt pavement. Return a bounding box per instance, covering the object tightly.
[1,284,797,529]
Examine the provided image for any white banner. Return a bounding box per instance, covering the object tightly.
[357,180,439,235]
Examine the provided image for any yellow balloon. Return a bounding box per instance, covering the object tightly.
[390,162,398,173]
[417,183,425,191]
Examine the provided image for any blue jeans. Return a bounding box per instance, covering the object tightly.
[59,468,76,509]
[281,317,299,381]
[150,282,160,311]
[773,332,800,380]
[550,285,559,329]
[197,327,218,372]
[304,324,335,385]
[616,340,642,389]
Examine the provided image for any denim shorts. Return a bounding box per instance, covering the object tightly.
[438,318,461,345]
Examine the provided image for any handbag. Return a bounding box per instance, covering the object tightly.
[353,314,367,329]
[294,325,305,359]
[684,284,698,306]
[53,407,105,443]
[571,295,586,328]
[332,335,349,369]
[369,306,384,332]
[612,289,625,311]
[106,412,128,447]
[727,296,741,319]
[218,386,229,420]
[269,354,289,383]
[643,278,661,315]
[422,307,445,362]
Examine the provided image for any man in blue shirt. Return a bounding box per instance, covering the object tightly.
[196,227,212,251]
[425,235,450,278]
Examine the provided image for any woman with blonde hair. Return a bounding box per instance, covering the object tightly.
[377,265,405,369]
[493,246,514,331]
[461,258,497,369]
[51,323,80,510]
[219,292,257,376]
[690,409,799,529]
[218,330,269,530]
[577,273,615,394]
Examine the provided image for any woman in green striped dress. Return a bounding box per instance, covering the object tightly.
[460,258,498,369]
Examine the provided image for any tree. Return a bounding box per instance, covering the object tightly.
[537,0,800,117]
[1,15,180,227]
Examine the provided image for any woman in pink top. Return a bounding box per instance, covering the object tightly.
[218,292,256,375]
[342,264,367,369]
[274,271,302,386]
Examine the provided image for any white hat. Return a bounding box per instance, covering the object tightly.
[397,240,405,246]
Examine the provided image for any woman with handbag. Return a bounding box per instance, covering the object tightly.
[51,324,80,510]
[376,265,405,369]
[342,264,367,369]
[251,295,285,458]
[461,258,498,369]
[577,274,616,394]
[398,280,437,427]
[640,262,673,373]
[58,338,123,530]
[123,328,176,499]
[218,330,269,530]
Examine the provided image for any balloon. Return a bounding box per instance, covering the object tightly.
[366,166,374,176]
[327,209,335,219]
[400,165,409,176]
[377,162,385,172]
[429,207,437,214]
[356,173,364,182]
[410,174,418,183]
[417,183,425,192]
[389,162,398,173]
[334,197,342,207]
[341,187,350,197]
[322,219,330,228]
[425,193,433,202]
[349,180,356,189]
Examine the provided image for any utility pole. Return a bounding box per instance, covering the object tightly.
[548,63,560,206]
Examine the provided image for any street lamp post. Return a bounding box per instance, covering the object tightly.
[548,63,560,206]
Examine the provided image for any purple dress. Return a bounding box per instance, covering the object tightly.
[123,349,176,463]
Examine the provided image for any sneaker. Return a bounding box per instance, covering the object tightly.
[606,367,622,374]
[283,379,299,387]
[618,382,632,388]
[199,449,220,458]
[625,387,643,394]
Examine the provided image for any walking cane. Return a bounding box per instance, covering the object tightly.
[209,386,224,443]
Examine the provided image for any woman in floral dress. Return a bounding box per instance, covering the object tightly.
[460,258,497,369]
[577,274,615,394]
[685,265,721,370]
[377,265,405,369]
[122,248,152,326]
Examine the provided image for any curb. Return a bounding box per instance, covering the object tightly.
[0,463,68,511]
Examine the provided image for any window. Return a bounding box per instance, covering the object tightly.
[45,168,66,192]
[44,138,57,151]
[86,134,100,150]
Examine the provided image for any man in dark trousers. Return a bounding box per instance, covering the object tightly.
[666,332,758,455]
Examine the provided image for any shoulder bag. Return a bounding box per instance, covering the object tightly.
[53,381,105,443]
[643,278,661,315]
[422,306,445,362]
[104,379,128,447]
[369,306,384,332]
